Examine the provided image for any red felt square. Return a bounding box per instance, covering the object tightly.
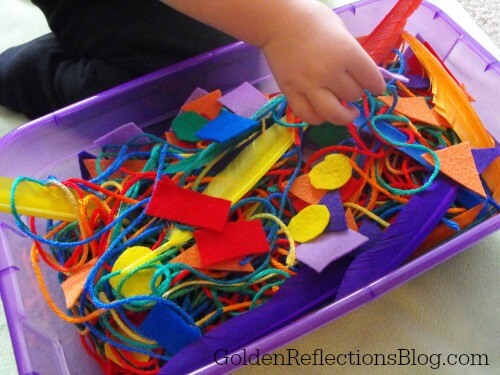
[145,177,231,231]
[195,220,270,267]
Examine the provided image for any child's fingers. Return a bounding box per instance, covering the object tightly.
[347,48,386,95]
[328,74,365,103]
[286,93,324,125]
[308,88,359,125]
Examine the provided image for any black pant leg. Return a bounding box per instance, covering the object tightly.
[0,33,160,119]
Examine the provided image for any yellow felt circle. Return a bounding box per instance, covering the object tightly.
[287,204,330,243]
[110,246,161,297]
[309,154,352,190]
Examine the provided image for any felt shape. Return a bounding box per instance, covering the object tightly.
[78,151,96,180]
[422,142,486,198]
[146,178,231,231]
[336,176,458,299]
[291,197,309,213]
[180,89,222,120]
[170,245,254,273]
[296,229,369,272]
[109,246,161,297]
[471,147,500,174]
[195,111,259,143]
[361,0,422,64]
[104,343,150,365]
[412,203,484,258]
[319,191,348,232]
[83,158,147,179]
[287,205,330,243]
[309,154,353,190]
[288,174,327,205]
[195,220,270,267]
[164,131,197,149]
[403,32,500,203]
[94,122,144,147]
[378,96,440,126]
[218,82,268,118]
[170,111,209,143]
[339,177,361,202]
[138,301,201,355]
[306,122,351,148]
[345,208,358,231]
[61,258,97,309]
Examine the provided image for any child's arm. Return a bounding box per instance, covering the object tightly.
[161,0,385,125]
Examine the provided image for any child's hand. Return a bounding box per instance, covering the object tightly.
[261,7,385,125]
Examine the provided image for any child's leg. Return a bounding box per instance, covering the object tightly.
[1,0,235,119]
[0,33,147,118]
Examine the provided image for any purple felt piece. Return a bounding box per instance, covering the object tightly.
[336,176,458,299]
[319,190,348,232]
[296,229,369,272]
[218,82,268,118]
[471,147,500,173]
[195,111,259,143]
[405,74,430,89]
[93,122,144,147]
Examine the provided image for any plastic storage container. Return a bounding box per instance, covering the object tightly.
[0,1,498,374]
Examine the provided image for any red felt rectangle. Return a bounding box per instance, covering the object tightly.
[195,220,270,267]
[145,177,231,231]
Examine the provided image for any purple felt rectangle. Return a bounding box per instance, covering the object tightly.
[93,122,144,147]
[218,82,268,118]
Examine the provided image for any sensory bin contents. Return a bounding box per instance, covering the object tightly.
[5,1,499,374]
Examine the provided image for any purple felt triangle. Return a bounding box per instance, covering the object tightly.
[296,229,369,272]
[471,147,500,173]
[319,190,348,232]
[94,122,144,147]
[218,82,268,118]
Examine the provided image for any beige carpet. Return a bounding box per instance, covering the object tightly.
[0,1,498,374]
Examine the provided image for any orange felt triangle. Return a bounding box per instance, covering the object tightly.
[288,174,327,205]
[61,258,97,309]
[378,96,440,126]
[83,159,147,179]
[412,203,484,258]
[180,90,222,120]
[422,142,486,198]
[170,245,254,273]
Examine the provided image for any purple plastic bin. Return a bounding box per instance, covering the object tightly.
[0,1,498,374]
